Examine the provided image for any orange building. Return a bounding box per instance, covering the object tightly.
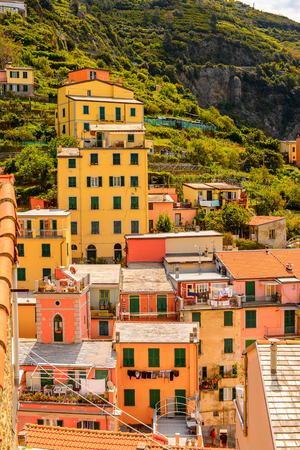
[68,68,113,84]
[119,267,176,321]
[114,322,199,426]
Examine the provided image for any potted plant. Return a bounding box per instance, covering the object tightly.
[39,286,45,292]
[191,438,196,447]
[185,439,190,446]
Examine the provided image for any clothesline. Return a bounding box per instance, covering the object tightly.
[127,369,179,381]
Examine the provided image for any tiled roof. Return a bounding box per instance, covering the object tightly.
[257,343,300,449]
[22,425,165,450]
[22,424,217,450]
[0,175,17,389]
[19,340,116,368]
[215,249,300,280]
[249,216,286,226]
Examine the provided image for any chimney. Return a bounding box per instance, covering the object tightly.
[163,193,167,202]
[136,443,147,450]
[286,262,293,272]
[116,331,120,342]
[58,141,62,153]
[189,332,194,342]
[269,338,280,373]
[265,244,269,254]
[18,430,28,446]
[193,327,197,337]
[175,265,180,279]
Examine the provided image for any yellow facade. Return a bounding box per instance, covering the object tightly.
[54,79,144,144]
[17,210,72,290]
[57,145,148,262]
[6,66,34,85]
[183,183,242,216]
[181,308,241,428]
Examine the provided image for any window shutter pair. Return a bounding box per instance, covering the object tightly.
[87,177,102,187]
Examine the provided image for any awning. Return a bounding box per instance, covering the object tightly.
[260,280,279,285]
[278,305,299,310]
[276,277,300,284]
[90,124,145,132]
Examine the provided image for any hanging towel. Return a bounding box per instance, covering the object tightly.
[135,371,140,379]
[151,371,157,379]
[147,372,151,379]
[170,371,174,381]
[142,371,147,379]
[174,370,179,377]
[158,371,163,378]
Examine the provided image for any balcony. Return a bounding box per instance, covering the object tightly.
[19,390,110,406]
[36,274,90,293]
[19,229,64,239]
[198,199,220,208]
[264,325,297,337]
[180,296,240,309]
[242,294,281,304]
[173,202,192,209]
[199,379,218,391]
[81,137,145,149]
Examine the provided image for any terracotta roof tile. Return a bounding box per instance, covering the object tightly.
[249,216,286,226]
[0,175,17,389]
[215,249,300,280]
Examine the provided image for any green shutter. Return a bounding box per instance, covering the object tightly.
[95,370,108,381]
[91,197,99,209]
[219,366,224,377]
[17,84,19,91]
[203,366,207,378]
[37,419,44,425]
[149,389,160,410]
[224,311,233,326]
[94,422,100,430]
[98,176,102,187]
[100,106,105,120]
[27,220,31,230]
[40,220,44,231]
[198,340,201,355]
[123,348,134,367]
[109,176,113,187]
[114,197,121,209]
[41,369,53,387]
[68,370,75,388]
[77,422,82,428]
[124,389,135,406]
[57,420,64,427]
[87,176,91,187]
[174,348,186,367]
[246,281,255,302]
[245,310,256,329]
[224,338,233,353]
[17,72,19,78]
[130,296,139,316]
[192,312,201,326]
[17,243,24,257]
[10,71,12,78]
[121,176,125,186]
[148,349,159,367]
[53,220,57,231]
[219,388,224,402]
[233,387,236,400]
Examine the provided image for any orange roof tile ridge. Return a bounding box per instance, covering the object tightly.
[0,196,17,209]
[270,250,294,274]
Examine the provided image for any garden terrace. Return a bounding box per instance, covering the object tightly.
[35,274,90,293]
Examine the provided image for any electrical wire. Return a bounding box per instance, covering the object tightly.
[19,343,197,449]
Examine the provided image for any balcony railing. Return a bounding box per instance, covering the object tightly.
[173,202,192,209]
[82,138,145,149]
[242,295,281,303]
[19,229,64,239]
[264,325,296,337]
[36,274,90,293]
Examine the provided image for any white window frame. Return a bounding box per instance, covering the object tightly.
[112,153,121,165]
[128,134,135,143]
[223,388,233,401]
[82,420,96,429]
[224,365,233,375]
[130,176,139,187]
[211,283,228,289]
[113,195,122,210]
[12,84,18,91]
[232,191,237,199]
[11,71,18,78]
[195,283,208,293]
[186,284,194,297]
[44,419,57,426]
[91,176,99,187]
[113,176,121,187]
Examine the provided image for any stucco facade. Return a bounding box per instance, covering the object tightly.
[248,216,286,249]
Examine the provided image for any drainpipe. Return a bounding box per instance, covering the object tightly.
[60,241,64,266]
[12,265,20,387]
[243,355,247,437]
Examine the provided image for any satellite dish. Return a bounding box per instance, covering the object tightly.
[107,381,114,390]
[70,266,76,274]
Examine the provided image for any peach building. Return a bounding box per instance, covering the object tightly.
[119,267,176,321]
[114,322,199,428]
[215,249,300,350]
[235,341,300,450]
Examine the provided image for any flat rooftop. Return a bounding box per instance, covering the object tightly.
[66,95,142,104]
[169,271,229,283]
[125,230,223,240]
[57,148,80,157]
[183,182,240,190]
[165,255,213,264]
[115,322,197,343]
[121,268,173,293]
[148,193,174,203]
[19,340,116,368]
[69,264,121,286]
[18,209,71,217]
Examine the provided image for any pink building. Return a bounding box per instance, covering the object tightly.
[215,249,300,350]
[18,267,118,433]
[148,192,198,231]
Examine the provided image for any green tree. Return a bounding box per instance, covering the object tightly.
[221,203,251,235]
[14,146,55,192]
[204,209,225,233]
[155,212,174,232]
[0,30,19,69]
[255,190,286,215]
[194,206,206,225]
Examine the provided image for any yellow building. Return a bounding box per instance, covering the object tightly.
[181,306,241,440]
[17,209,72,290]
[1,64,34,96]
[56,69,149,262]
[183,182,246,216]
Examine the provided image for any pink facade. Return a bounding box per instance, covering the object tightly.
[178,281,229,300]
[126,237,166,264]
[91,317,115,339]
[232,279,300,304]
[148,187,178,202]
[119,292,177,321]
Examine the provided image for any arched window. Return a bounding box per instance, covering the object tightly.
[71,244,77,250]
[53,314,63,342]
[87,244,96,261]
[114,243,122,262]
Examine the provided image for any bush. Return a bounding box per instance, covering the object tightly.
[234,239,265,250]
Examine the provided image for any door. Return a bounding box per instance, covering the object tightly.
[266,284,276,300]
[54,315,63,342]
[96,132,103,148]
[130,295,139,318]
[53,220,57,237]
[175,213,181,226]
[87,245,96,261]
[206,190,212,201]
[150,389,160,414]
[245,281,255,302]
[157,295,167,318]
[284,310,295,334]
[40,219,44,237]
[175,389,186,416]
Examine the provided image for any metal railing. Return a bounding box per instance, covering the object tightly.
[264,325,296,336]
[19,229,64,238]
